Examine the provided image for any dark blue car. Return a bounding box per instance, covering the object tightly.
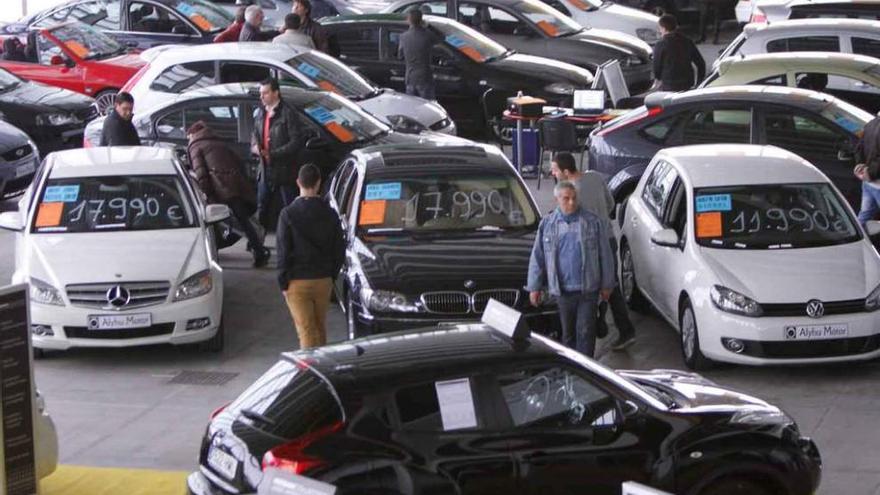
[7,0,234,49]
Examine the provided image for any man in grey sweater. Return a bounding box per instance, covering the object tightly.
[398,8,439,99]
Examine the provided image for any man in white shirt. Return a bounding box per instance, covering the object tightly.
[273,13,315,48]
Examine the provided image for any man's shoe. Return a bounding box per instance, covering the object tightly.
[253,248,270,268]
[596,318,608,339]
[612,337,635,351]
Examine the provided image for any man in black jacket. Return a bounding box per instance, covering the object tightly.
[99,91,141,146]
[651,14,705,92]
[252,77,302,228]
[293,0,330,53]
[277,164,345,349]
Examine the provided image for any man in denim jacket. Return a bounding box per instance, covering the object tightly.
[527,181,615,357]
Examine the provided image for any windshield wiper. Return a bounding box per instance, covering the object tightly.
[240,408,276,426]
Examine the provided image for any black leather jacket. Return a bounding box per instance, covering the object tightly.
[252,99,302,187]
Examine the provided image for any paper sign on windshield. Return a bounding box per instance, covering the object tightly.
[568,0,592,10]
[365,183,402,201]
[35,203,64,228]
[435,378,478,431]
[358,200,386,225]
[695,194,731,213]
[64,40,89,58]
[317,80,341,94]
[43,185,79,203]
[445,34,484,62]
[325,122,355,143]
[297,62,321,78]
[189,14,214,31]
[536,20,559,36]
[696,211,722,238]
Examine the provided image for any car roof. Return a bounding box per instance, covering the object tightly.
[657,144,826,188]
[718,51,880,74]
[322,13,409,24]
[646,84,840,112]
[160,82,325,107]
[141,42,310,64]
[45,147,178,179]
[743,18,880,36]
[354,142,512,175]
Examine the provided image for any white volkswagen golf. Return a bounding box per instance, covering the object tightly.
[0,147,226,355]
[620,144,880,369]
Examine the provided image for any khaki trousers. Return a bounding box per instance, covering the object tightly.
[285,278,333,349]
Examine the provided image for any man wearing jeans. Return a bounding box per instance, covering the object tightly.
[527,182,615,357]
[855,113,880,226]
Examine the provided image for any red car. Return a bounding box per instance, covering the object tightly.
[0,22,144,113]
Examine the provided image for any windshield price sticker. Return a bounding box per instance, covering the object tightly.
[365,183,402,201]
[536,20,559,36]
[695,194,731,213]
[305,106,334,124]
[176,1,195,15]
[43,185,80,203]
[190,14,214,30]
[359,200,386,225]
[64,40,89,58]
[35,202,64,228]
[696,211,722,238]
[435,378,478,431]
[317,80,341,94]
[297,62,321,79]
[445,35,466,48]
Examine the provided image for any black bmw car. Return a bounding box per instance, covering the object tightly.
[0,67,96,154]
[321,14,596,138]
[326,142,558,338]
[187,306,821,495]
[0,120,40,198]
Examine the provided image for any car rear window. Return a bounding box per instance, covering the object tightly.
[225,359,344,440]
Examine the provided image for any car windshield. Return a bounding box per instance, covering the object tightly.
[429,17,508,63]
[32,175,197,233]
[301,92,388,143]
[820,99,872,135]
[693,183,861,249]
[170,0,233,32]
[0,68,21,91]
[285,51,376,99]
[357,172,538,234]
[515,0,582,37]
[49,22,124,60]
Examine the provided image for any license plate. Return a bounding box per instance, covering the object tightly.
[783,323,848,341]
[86,313,151,330]
[15,162,35,178]
[207,446,238,480]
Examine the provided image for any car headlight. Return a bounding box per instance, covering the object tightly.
[361,288,420,313]
[710,285,762,317]
[29,277,64,306]
[174,270,213,301]
[865,283,880,312]
[636,28,659,43]
[387,114,426,134]
[544,82,575,95]
[729,408,793,426]
[36,113,82,126]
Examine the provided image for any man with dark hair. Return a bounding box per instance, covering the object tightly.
[551,152,636,351]
[100,91,141,146]
[252,77,302,228]
[652,14,705,92]
[398,8,439,100]
[274,13,315,47]
[277,163,345,349]
[293,0,330,52]
[214,6,246,42]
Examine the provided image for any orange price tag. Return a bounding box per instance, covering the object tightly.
[696,212,722,238]
[536,20,559,36]
[568,0,591,10]
[459,46,485,63]
[35,202,64,228]
[64,40,89,58]
[190,14,214,31]
[317,80,341,94]
[358,200,386,226]
[325,121,355,143]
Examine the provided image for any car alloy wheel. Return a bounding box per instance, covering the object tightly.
[620,241,648,312]
[94,90,119,116]
[680,300,712,370]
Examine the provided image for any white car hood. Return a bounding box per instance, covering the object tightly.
[603,3,659,25]
[699,241,880,303]
[28,229,206,288]
[359,90,447,128]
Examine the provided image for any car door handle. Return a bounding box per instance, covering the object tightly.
[435,74,461,82]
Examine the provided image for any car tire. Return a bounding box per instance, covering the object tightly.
[347,295,367,340]
[620,240,649,313]
[700,477,772,495]
[680,299,713,371]
[33,347,46,360]
[94,89,119,116]
[200,319,224,353]
[646,0,671,17]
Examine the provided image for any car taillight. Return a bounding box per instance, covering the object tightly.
[122,64,150,93]
[210,402,230,420]
[261,421,344,475]
[750,8,767,23]
[594,107,663,137]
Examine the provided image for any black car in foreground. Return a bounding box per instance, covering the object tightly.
[0,67,96,154]
[321,14,595,138]
[587,85,872,211]
[0,120,39,198]
[326,142,558,338]
[187,303,821,495]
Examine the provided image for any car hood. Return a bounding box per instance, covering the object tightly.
[619,369,781,414]
[488,53,594,86]
[568,27,652,58]
[353,230,536,293]
[25,229,208,288]
[358,90,448,127]
[699,241,879,303]
[0,80,94,114]
[0,120,30,149]
[94,52,146,70]
[603,3,659,24]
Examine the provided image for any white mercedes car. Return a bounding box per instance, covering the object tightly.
[542,0,661,44]
[619,144,880,369]
[122,42,455,135]
[0,147,227,354]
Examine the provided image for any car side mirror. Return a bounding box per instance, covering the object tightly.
[866,220,880,237]
[49,55,65,66]
[306,136,329,150]
[0,211,23,232]
[620,399,639,419]
[204,204,231,224]
[650,228,680,248]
